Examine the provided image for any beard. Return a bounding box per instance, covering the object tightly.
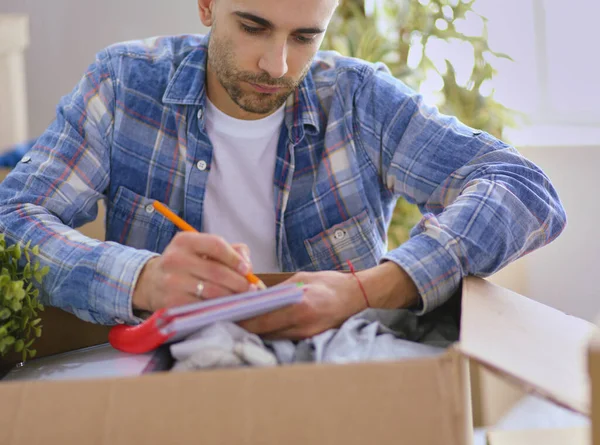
[207,30,311,115]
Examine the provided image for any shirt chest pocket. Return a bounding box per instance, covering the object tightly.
[303,210,385,271]
[106,186,177,253]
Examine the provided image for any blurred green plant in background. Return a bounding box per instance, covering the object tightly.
[323,0,516,249]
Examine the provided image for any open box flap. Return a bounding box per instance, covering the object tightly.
[458,277,596,415]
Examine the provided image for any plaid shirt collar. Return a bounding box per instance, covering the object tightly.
[161,33,321,144]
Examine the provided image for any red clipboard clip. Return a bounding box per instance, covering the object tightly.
[109,309,175,354]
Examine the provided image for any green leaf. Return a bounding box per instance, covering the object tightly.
[23,263,31,280]
[25,338,35,348]
[12,243,21,261]
[14,288,26,301]
[28,349,37,359]
[11,281,24,293]
[4,336,15,346]
[32,245,40,256]
[10,301,22,312]
[0,308,11,321]
[31,318,41,327]
[14,339,24,352]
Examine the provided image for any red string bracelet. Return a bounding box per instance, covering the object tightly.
[347,260,370,308]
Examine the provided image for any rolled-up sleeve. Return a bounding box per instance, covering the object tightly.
[356,65,567,314]
[0,50,156,325]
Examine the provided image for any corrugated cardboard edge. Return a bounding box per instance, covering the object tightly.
[458,277,595,416]
[0,355,473,445]
[588,331,600,445]
[486,427,590,445]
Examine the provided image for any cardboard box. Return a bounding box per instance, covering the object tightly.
[588,327,600,444]
[0,276,595,445]
[487,427,589,445]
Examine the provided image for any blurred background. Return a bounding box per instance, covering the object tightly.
[1,0,599,321]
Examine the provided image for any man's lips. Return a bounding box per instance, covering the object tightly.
[248,82,283,94]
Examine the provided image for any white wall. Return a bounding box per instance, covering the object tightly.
[490,144,600,322]
[0,0,207,137]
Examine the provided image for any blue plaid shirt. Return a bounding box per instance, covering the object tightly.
[0,34,566,325]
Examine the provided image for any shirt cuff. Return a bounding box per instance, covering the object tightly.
[89,244,159,325]
[382,233,463,315]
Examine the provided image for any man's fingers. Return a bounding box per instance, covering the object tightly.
[162,272,241,303]
[238,304,300,335]
[173,232,251,275]
[232,243,252,265]
[164,235,252,293]
[261,327,309,341]
[194,257,252,293]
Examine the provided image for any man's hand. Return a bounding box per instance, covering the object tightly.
[132,232,254,312]
[238,271,368,340]
[238,262,419,340]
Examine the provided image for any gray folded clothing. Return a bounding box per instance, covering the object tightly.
[170,307,458,371]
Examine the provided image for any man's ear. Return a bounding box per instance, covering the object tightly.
[198,0,215,27]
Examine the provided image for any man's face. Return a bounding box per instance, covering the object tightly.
[202,0,337,118]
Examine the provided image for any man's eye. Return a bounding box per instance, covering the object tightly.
[241,24,264,35]
[293,35,317,45]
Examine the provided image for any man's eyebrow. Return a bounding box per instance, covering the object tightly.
[233,12,325,34]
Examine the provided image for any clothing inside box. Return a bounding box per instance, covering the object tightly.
[1,288,462,381]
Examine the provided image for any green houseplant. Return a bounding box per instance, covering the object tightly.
[323,0,516,249]
[0,235,49,361]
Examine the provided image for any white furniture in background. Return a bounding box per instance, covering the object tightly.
[0,14,29,153]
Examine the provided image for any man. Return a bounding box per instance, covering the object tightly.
[0,0,565,340]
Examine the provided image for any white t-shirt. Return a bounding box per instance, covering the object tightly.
[202,99,284,273]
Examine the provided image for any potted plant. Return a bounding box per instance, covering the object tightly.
[0,235,49,361]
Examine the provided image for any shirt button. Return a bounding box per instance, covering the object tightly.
[197,108,204,120]
[21,156,31,164]
[334,230,346,240]
[197,160,208,171]
[145,204,155,214]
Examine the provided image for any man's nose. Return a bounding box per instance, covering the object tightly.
[258,40,289,79]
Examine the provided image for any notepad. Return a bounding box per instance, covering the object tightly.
[109,284,304,354]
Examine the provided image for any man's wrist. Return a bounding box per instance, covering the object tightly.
[132,257,159,312]
[356,261,420,310]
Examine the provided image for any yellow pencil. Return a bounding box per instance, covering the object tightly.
[152,201,267,289]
